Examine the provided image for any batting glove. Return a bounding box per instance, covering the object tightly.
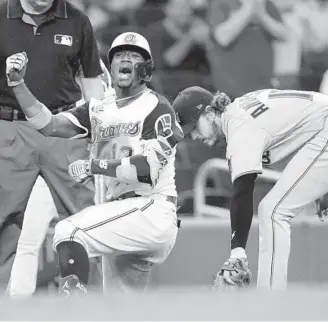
[6,52,28,87]
[212,258,252,291]
[68,160,92,183]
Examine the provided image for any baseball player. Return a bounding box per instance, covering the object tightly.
[6,32,183,295]
[173,86,328,290]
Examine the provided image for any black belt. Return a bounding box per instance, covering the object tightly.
[0,104,75,122]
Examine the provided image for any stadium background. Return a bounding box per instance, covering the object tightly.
[3,0,328,296]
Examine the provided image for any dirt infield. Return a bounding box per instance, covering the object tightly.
[1,286,328,321]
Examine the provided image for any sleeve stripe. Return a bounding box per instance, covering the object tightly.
[60,112,89,139]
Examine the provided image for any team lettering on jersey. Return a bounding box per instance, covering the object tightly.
[238,90,269,119]
[90,116,141,144]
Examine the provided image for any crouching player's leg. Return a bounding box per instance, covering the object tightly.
[52,196,178,296]
[257,124,328,290]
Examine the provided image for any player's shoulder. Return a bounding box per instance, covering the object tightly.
[145,90,176,128]
[142,90,178,139]
[148,90,175,117]
[241,89,271,98]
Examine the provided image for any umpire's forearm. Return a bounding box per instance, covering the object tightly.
[12,83,45,118]
[11,82,57,137]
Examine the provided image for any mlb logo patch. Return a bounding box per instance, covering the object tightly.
[54,34,73,46]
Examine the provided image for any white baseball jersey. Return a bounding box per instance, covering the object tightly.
[61,88,182,200]
[222,89,328,182]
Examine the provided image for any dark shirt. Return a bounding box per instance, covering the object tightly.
[207,0,282,98]
[147,20,210,75]
[0,0,102,110]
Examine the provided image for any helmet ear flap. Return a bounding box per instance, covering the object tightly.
[135,60,154,82]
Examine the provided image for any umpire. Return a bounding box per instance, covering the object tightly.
[0,0,103,291]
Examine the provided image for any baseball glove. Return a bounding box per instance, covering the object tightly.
[212,258,252,291]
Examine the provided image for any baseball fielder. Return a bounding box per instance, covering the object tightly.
[173,86,328,290]
[6,32,183,295]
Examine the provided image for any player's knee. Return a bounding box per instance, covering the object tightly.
[53,220,89,253]
[53,220,76,250]
[258,197,275,223]
[258,198,292,225]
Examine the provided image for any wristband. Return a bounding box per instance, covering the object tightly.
[26,104,52,130]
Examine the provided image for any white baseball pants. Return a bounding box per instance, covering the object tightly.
[53,196,178,293]
[257,116,328,290]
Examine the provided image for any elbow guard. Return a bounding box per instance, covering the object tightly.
[115,135,176,186]
[116,156,152,185]
[116,158,138,184]
[26,104,52,130]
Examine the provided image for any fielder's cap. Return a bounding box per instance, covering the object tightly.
[173,86,214,135]
[107,32,152,63]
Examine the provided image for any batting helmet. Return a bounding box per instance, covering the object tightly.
[107,32,154,82]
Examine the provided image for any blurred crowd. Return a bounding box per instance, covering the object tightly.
[70,0,328,103]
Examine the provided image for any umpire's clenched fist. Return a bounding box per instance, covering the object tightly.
[6,52,28,87]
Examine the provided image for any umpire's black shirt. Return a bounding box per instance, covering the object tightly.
[0,0,102,111]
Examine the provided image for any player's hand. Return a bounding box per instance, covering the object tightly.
[212,258,252,291]
[68,159,92,183]
[6,52,28,87]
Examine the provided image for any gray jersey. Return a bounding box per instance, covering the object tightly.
[222,89,328,182]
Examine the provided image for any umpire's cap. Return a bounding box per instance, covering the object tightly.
[173,86,214,135]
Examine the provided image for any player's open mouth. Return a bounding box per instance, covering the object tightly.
[118,67,132,80]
